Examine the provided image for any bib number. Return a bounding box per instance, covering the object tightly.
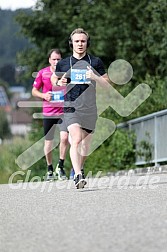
[50,91,64,102]
[71,69,90,84]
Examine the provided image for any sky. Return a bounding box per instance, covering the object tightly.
[0,0,37,10]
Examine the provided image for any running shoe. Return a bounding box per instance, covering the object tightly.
[46,171,54,182]
[74,174,87,189]
[55,164,67,180]
[73,169,85,180]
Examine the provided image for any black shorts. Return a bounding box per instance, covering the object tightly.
[43,116,67,140]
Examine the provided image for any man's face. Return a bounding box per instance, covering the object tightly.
[49,52,61,69]
[72,33,88,54]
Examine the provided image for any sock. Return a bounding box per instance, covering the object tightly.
[81,168,85,178]
[48,164,53,173]
[58,159,64,168]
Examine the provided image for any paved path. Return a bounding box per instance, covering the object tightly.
[1,173,167,252]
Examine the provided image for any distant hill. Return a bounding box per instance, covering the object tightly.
[0,9,32,68]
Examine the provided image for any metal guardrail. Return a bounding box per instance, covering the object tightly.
[117,109,167,166]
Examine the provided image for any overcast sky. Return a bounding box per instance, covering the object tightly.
[0,0,37,10]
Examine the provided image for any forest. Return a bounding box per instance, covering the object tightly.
[0,8,32,85]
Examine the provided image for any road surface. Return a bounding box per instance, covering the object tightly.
[0,173,167,252]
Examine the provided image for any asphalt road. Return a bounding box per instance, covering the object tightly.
[1,173,167,252]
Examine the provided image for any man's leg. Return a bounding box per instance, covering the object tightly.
[44,139,55,181]
[68,123,87,189]
[59,131,69,160]
[67,130,90,179]
[43,119,57,181]
[44,139,53,166]
[55,131,69,180]
[80,130,92,168]
[68,123,83,175]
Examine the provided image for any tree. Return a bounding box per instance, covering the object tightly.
[0,9,31,67]
[0,110,11,140]
[15,0,167,90]
[0,64,15,85]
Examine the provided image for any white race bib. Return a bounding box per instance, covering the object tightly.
[71,69,90,84]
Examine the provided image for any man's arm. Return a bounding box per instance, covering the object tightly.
[32,87,52,102]
[86,66,113,88]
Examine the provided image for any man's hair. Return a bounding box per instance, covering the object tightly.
[47,48,62,59]
[69,28,90,48]
[69,28,89,40]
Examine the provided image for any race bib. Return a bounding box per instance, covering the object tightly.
[50,91,64,102]
[71,69,90,84]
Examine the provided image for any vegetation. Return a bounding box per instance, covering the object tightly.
[85,129,137,176]
[0,136,71,184]
[0,110,11,140]
[0,9,32,86]
[0,137,30,184]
